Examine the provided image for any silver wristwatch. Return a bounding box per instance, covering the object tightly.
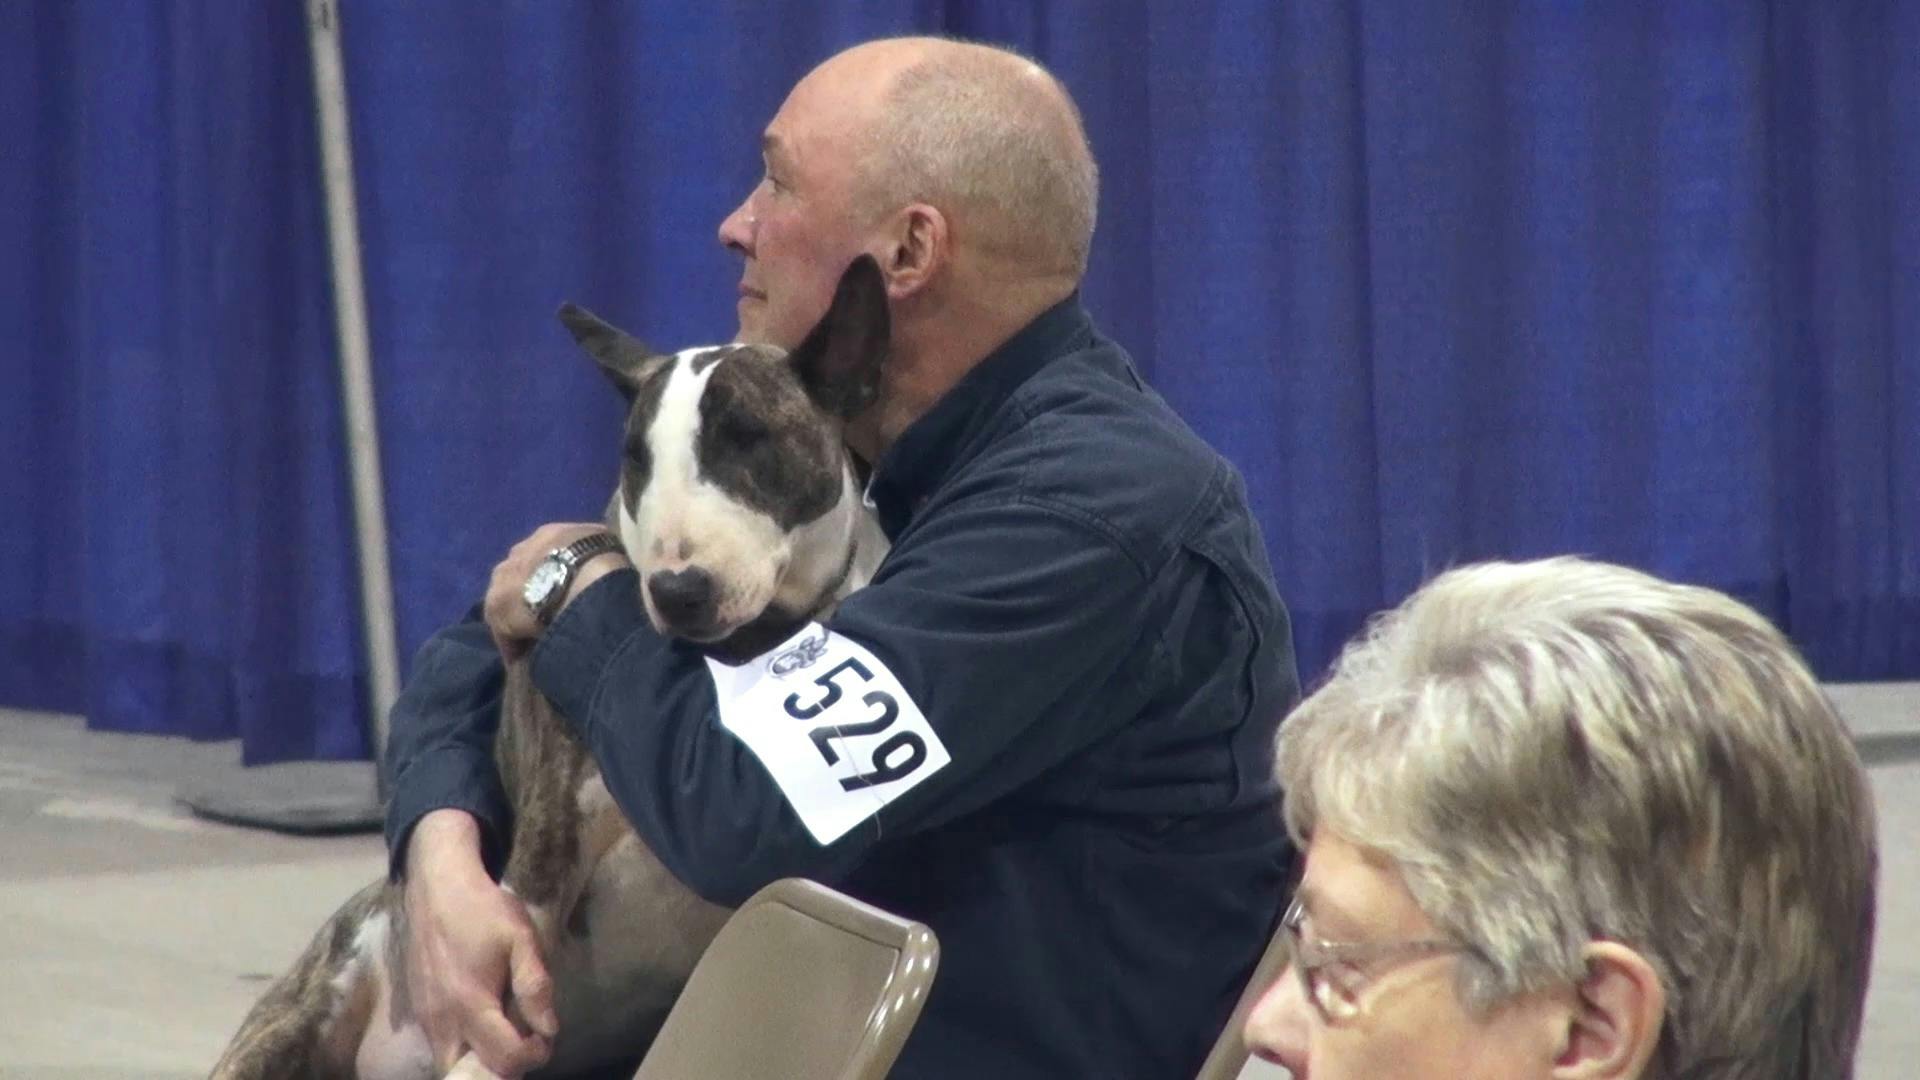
[522,532,626,626]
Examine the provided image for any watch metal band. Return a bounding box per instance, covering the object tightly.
[556,531,625,570]
[529,531,627,626]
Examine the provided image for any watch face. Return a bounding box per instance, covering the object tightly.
[523,558,568,608]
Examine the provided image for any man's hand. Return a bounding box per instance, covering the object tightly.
[485,522,631,661]
[402,810,560,1076]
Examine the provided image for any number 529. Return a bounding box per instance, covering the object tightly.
[782,658,926,791]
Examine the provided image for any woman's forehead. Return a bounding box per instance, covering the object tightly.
[1300,832,1432,939]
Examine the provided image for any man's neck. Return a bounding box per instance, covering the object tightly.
[850,273,1074,464]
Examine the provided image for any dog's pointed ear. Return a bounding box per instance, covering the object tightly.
[558,302,659,404]
[789,255,890,420]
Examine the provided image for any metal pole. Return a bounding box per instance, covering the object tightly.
[307,0,399,784]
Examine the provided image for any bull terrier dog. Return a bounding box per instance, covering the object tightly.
[211,256,893,1079]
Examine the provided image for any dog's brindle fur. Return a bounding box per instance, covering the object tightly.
[211,258,892,1080]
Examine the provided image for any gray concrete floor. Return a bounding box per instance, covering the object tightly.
[1,686,1914,1079]
[0,712,386,1078]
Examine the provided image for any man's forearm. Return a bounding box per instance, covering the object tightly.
[383,607,514,880]
[528,569,875,904]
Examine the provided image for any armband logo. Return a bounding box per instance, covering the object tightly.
[768,630,831,676]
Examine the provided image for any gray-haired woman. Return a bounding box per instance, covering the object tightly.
[1245,557,1878,1080]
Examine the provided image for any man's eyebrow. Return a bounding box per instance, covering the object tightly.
[760,132,789,164]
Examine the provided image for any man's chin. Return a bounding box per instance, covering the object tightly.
[734,300,767,345]
[733,309,807,351]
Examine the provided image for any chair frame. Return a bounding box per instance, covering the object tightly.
[635,877,940,1080]
[1191,913,1293,1080]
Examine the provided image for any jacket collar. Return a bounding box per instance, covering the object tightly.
[865,294,1093,537]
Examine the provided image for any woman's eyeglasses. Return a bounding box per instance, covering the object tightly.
[1280,896,1471,1023]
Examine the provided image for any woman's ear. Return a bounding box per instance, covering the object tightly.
[1551,942,1666,1079]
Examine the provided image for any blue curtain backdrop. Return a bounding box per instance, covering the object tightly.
[3,2,1915,763]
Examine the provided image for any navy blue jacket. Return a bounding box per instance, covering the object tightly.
[385,297,1300,1078]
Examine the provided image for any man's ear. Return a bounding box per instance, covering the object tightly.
[557,302,660,404]
[1551,942,1666,1079]
[789,254,890,419]
[880,203,947,300]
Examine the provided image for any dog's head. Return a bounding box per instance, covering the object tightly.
[558,256,888,651]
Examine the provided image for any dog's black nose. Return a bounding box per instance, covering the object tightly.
[647,568,715,626]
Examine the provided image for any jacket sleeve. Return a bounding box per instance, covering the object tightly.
[529,495,1157,906]
[381,604,513,881]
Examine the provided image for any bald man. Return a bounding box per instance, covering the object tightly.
[386,37,1299,1078]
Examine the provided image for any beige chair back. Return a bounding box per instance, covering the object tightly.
[633,877,940,1080]
[1191,916,1293,1080]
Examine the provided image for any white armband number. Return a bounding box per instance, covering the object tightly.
[705,624,949,844]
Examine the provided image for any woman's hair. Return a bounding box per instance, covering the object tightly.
[1277,557,1878,1078]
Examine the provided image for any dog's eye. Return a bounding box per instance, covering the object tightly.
[723,414,770,447]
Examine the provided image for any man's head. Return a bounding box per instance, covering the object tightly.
[717,37,1096,453]
[1244,558,1878,1080]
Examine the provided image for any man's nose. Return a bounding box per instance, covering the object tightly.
[1242,962,1311,1078]
[718,195,753,255]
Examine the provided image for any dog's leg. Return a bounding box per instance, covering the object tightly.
[490,661,634,1044]
[209,879,391,1080]
[495,661,624,924]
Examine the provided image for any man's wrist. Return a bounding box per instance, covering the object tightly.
[406,808,490,885]
[554,551,631,620]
